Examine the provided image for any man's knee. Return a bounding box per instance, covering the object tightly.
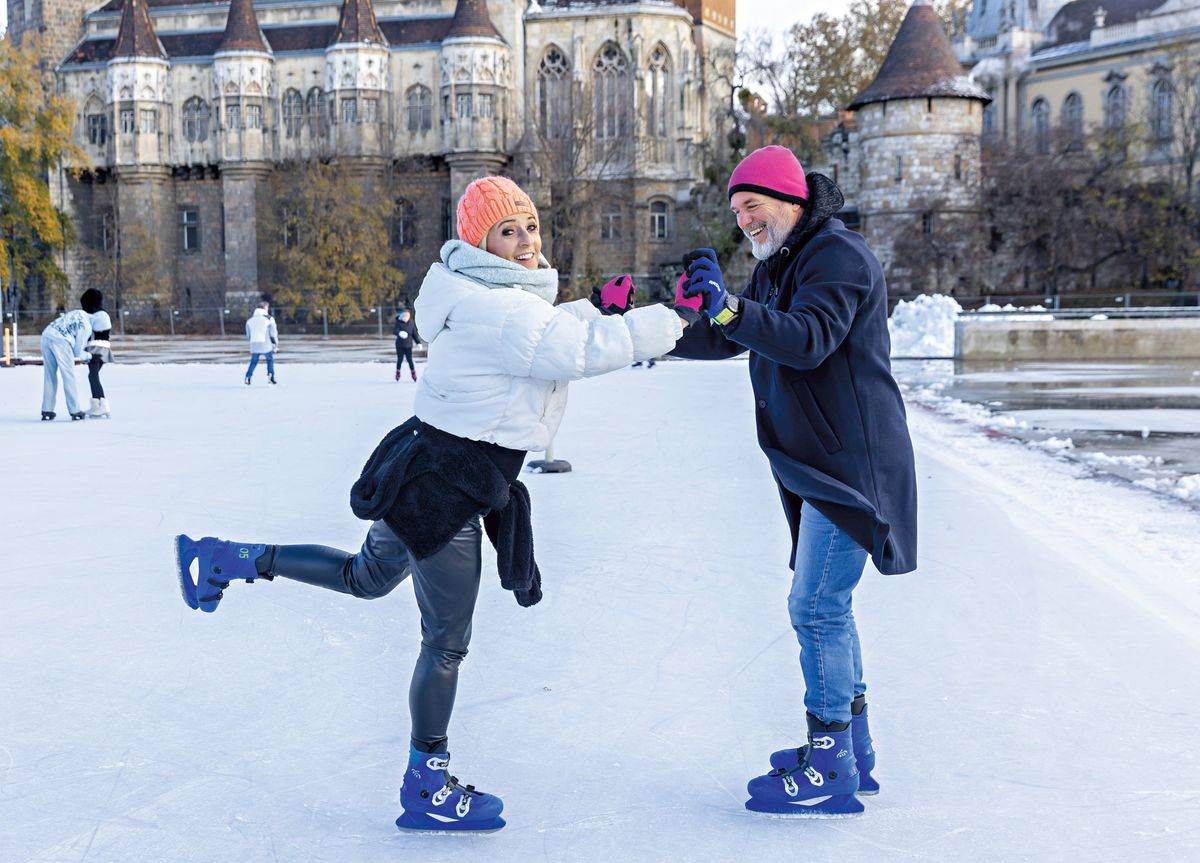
[420,640,469,671]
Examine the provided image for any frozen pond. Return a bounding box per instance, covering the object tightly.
[894,359,1200,503]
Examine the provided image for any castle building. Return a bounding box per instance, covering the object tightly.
[8,0,736,308]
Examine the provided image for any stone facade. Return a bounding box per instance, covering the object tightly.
[13,0,736,309]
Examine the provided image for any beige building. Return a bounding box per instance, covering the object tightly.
[7,0,736,310]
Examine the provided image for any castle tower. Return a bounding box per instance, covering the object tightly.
[440,0,513,212]
[325,0,390,165]
[848,0,990,292]
[214,0,276,295]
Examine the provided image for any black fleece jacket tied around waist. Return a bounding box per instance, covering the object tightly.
[349,417,542,606]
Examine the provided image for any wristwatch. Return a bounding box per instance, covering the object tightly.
[711,295,740,327]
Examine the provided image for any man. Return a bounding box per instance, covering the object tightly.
[39,289,99,421]
[672,145,917,817]
[393,308,421,381]
[245,301,279,385]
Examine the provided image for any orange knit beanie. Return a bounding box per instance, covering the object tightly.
[456,176,539,248]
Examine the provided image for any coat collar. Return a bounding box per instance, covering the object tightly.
[764,173,846,277]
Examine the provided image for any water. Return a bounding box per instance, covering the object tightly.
[893,359,1200,503]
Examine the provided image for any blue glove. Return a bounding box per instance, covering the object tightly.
[682,248,729,320]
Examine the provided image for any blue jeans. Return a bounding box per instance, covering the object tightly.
[787,501,869,726]
[41,334,83,414]
[246,352,275,380]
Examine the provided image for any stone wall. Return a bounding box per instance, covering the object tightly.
[955,317,1200,360]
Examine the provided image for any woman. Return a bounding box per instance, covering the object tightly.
[173,176,686,833]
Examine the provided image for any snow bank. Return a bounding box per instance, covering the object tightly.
[888,294,961,358]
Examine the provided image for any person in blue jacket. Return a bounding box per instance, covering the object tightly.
[671,145,918,818]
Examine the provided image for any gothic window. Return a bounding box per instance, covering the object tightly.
[139,108,158,134]
[120,109,135,135]
[245,104,262,129]
[88,112,108,146]
[280,207,300,249]
[1104,84,1126,132]
[1031,98,1050,154]
[1151,79,1174,144]
[362,98,378,123]
[600,205,623,240]
[593,42,631,140]
[306,87,329,137]
[1063,92,1084,149]
[99,209,117,253]
[283,89,304,138]
[477,93,494,119]
[392,198,418,249]
[179,208,200,253]
[649,200,670,241]
[645,45,672,138]
[182,97,209,143]
[456,93,473,119]
[341,97,357,125]
[406,86,432,132]
[537,47,571,138]
[226,104,241,131]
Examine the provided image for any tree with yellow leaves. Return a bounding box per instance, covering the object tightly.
[0,35,83,322]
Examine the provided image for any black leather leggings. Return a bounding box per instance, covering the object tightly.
[263,519,482,752]
[395,342,414,372]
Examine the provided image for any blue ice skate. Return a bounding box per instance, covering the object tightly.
[770,703,879,794]
[174,534,270,613]
[748,726,864,818]
[395,745,505,833]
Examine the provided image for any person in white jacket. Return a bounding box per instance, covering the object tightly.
[39,290,99,421]
[174,175,688,833]
[244,302,279,385]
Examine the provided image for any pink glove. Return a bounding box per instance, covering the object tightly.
[673,272,703,324]
[599,274,636,314]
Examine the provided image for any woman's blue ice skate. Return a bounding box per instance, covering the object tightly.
[770,704,879,794]
[395,745,505,833]
[748,727,864,817]
[174,534,270,613]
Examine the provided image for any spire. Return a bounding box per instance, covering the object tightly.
[330,0,387,46]
[446,0,502,40]
[218,0,270,54]
[112,0,167,60]
[847,2,988,110]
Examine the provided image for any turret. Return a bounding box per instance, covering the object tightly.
[106,0,169,167]
[325,0,390,158]
[213,0,275,164]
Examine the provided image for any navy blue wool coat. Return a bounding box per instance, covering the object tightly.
[672,174,917,575]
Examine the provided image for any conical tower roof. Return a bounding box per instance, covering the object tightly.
[446,0,502,40]
[330,0,387,46]
[847,0,988,110]
[218,0,270,54]
[112,0,167,60]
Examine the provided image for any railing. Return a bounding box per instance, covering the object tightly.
[889,290,1200,313]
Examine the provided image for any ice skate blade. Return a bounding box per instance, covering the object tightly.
[745,794,865,818]
[174,534,200,610]
[858,770,879,795]
[395,812,505,834]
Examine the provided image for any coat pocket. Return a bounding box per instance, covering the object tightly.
[790,378,843,455]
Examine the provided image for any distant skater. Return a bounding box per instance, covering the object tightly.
[244,301,278,385]
[86,295,114,418]
[39,290,98,421]
[394,308,421,381]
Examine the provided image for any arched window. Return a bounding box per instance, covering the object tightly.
[406,85,432,133]
[1031,98,1050,154]
[282,89,304,138]
[1151,79,1174,143]
[1104,85,1126,132]
[593,42,631,140]
[306,87,329,137]
[1062,92,1083,149]
[537,47,571,138]
[645,45,672,138]
[182,97,210,143]
[649,200,670,241]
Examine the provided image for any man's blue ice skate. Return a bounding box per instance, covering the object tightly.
[748,726,864,818]
[395,745,505,833]
[174,534,270,613]
[770,703,879,794]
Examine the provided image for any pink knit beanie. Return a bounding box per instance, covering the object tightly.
[727,146,809,204]
[456,176,540,248]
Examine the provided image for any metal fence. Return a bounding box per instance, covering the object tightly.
[889,290,1200,313]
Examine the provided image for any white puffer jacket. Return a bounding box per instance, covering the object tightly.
[413,262,683,451]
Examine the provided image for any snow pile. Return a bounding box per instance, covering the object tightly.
[975,302,1054,320]
[888,294,961,358]
[1080,451,1164,470]
[1135,473,1200,502]
[1032,436,1075,453]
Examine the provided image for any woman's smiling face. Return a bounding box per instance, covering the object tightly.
[485,213,542,270]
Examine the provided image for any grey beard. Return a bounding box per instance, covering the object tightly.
[749,221,787,261]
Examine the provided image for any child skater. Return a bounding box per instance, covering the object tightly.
[86,295,114,418]
[173,176,685,833]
